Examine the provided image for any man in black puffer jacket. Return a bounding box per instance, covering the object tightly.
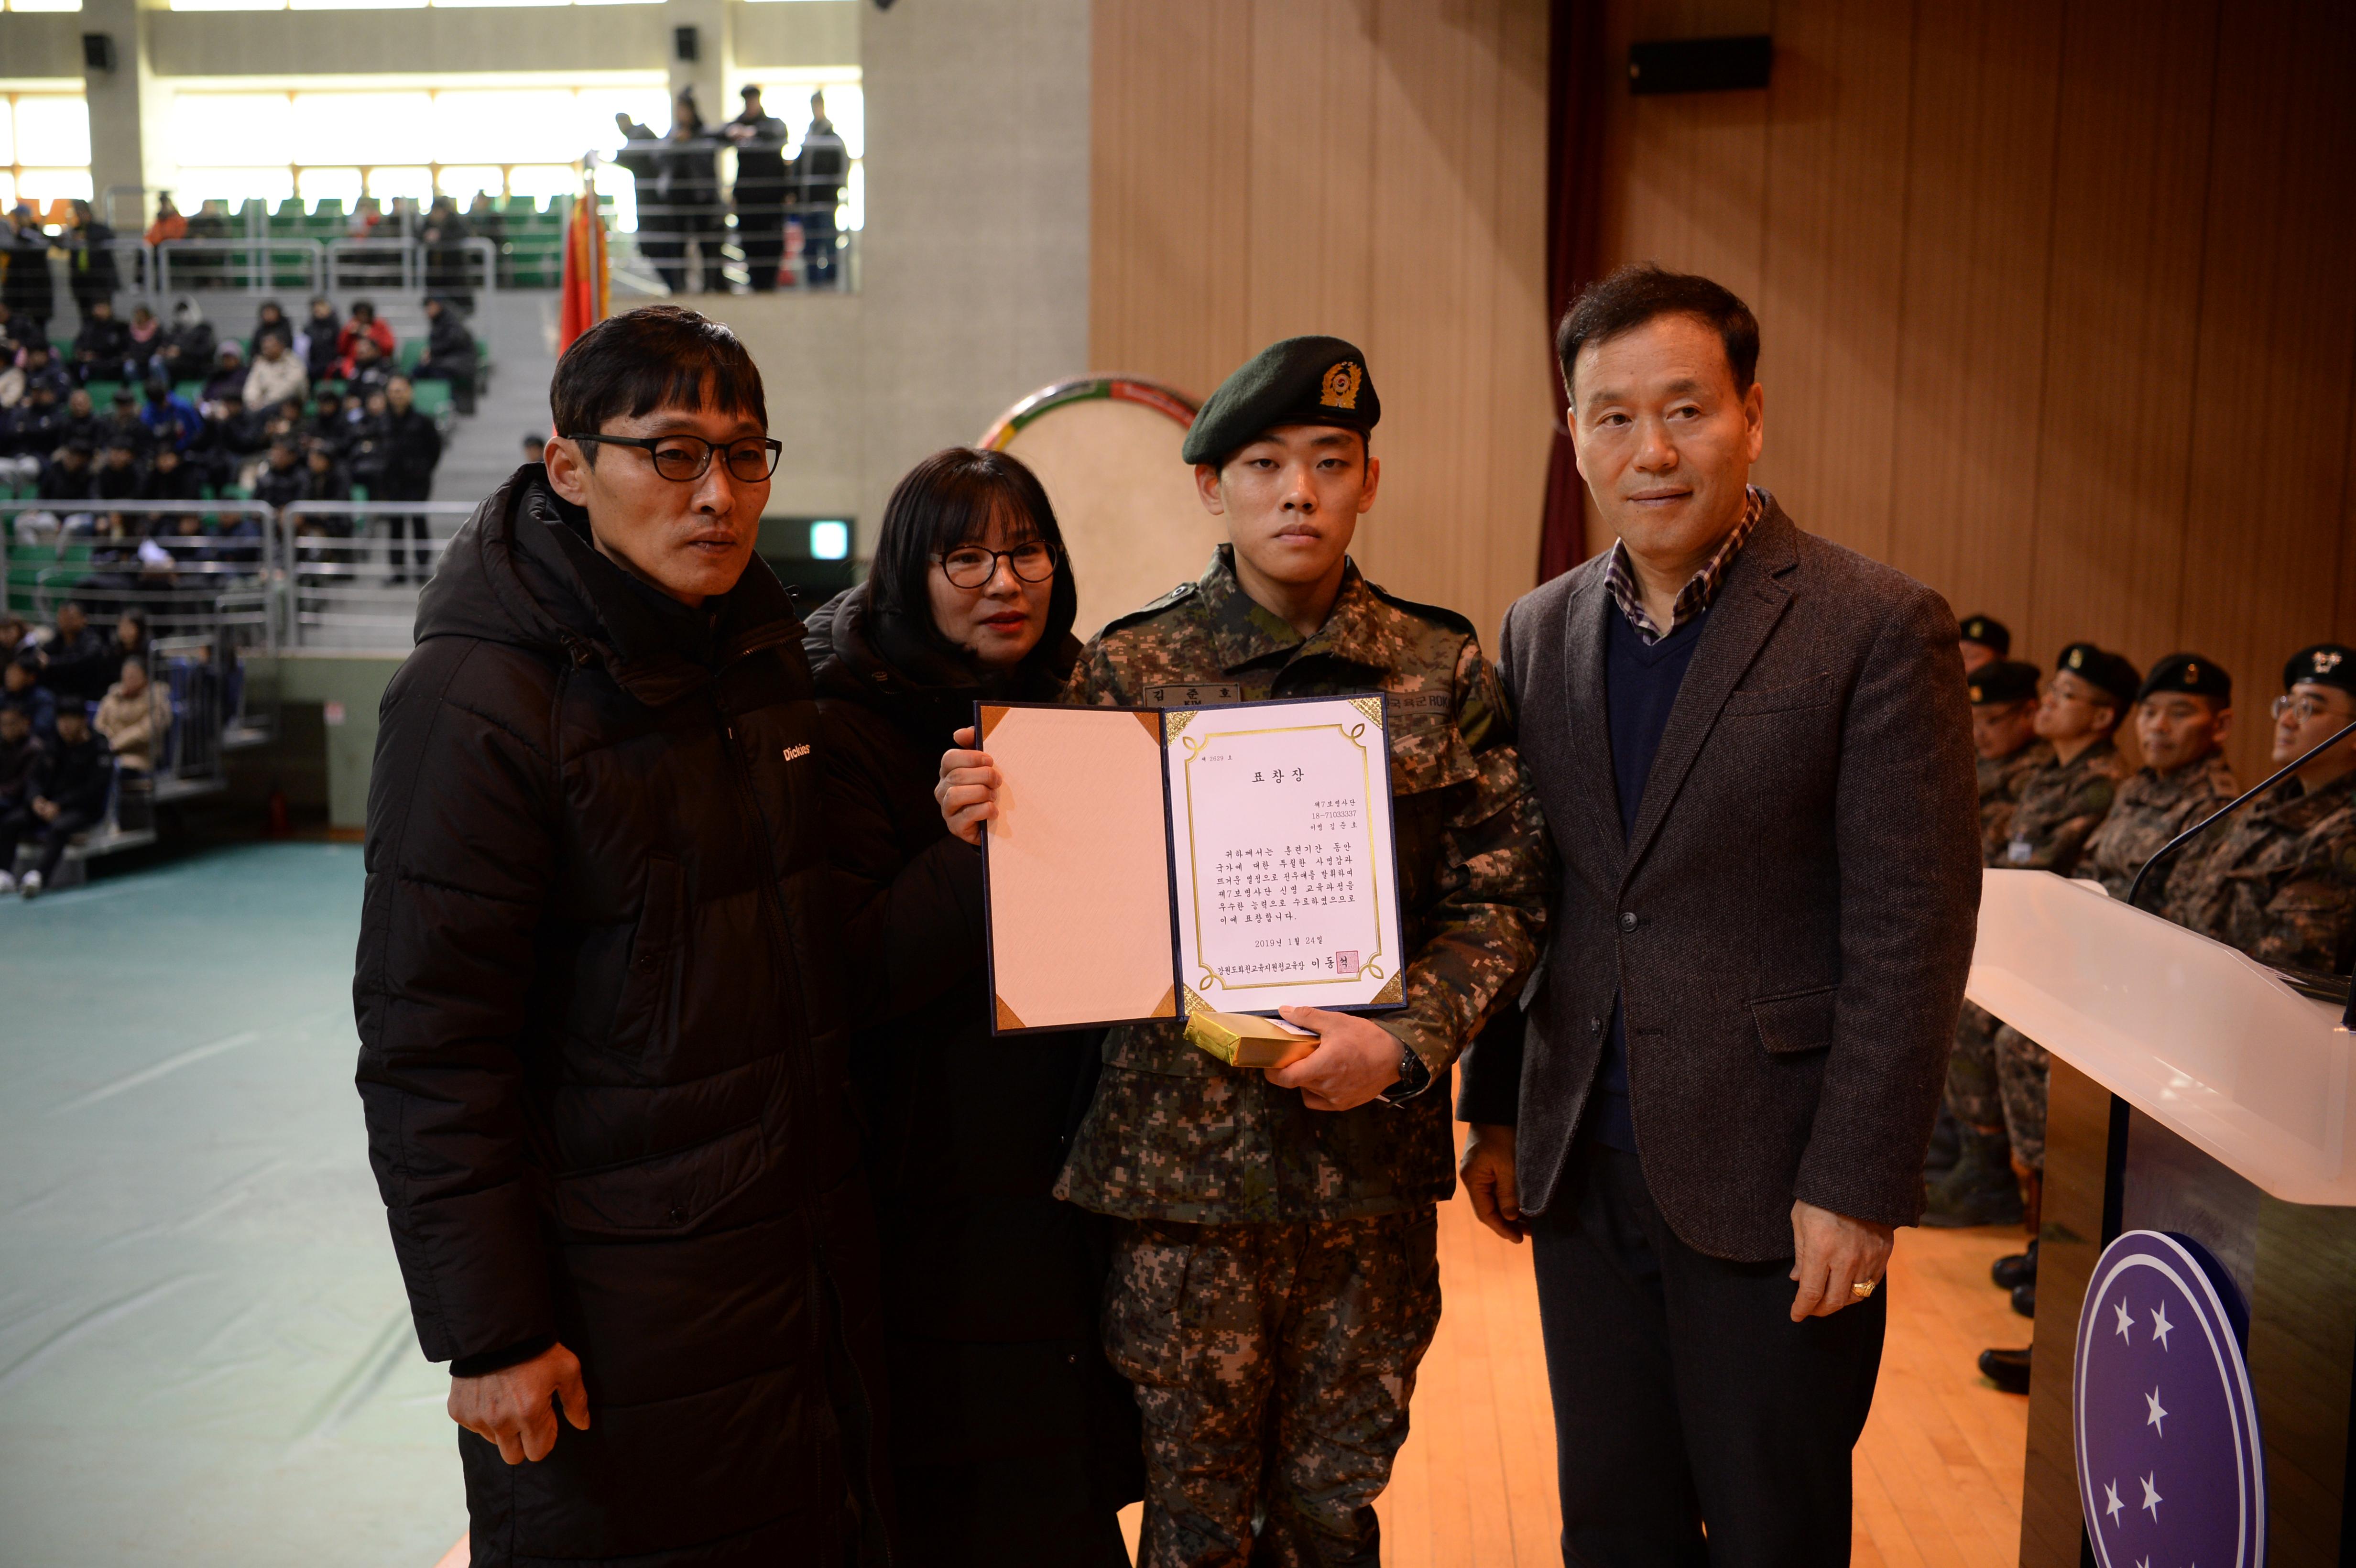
[354,306,889,1568]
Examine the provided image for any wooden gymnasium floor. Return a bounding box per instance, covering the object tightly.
[439,1184,2034,1568]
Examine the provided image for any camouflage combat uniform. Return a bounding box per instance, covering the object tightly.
[1055,544,1548,1568]
[2082,755,2239,904]
[1948,739,2057,1134]
[1991,739,2131,1170]
[1975,739,2055,865]
[2163,771,2356,977]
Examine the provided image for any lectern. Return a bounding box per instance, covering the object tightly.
[1969,869,2356,1566]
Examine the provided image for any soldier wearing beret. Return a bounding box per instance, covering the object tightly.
[1929,643,2137,1233]
[1958,612,2010,676]
[937,336,1548,1567]
[2164,644,2356,978]
[2083,653,2239,904]
[1926,657,2049,1228]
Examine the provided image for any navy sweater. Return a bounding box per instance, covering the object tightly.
[1592,602,1708,1150]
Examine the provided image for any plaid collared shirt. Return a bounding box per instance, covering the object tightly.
[1604,485,1766,645]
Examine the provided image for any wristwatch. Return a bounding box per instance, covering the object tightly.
[1381,1043,1432,1105]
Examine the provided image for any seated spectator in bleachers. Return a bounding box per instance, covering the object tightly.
[185,200,233,283]
[345,336,393,399]
[303,438,353,505]
[34,601,110,703]
[0,389,52,491]
[37,441,96,505]
[107,610,149,673]
[93,655,157,773]
[299,296,342,386]
[16,342,70,403]
[260,395,308,454]
[0,301,23,349]
[414,295,479,415]
[202,341,248,406]
[102,391,153,457]
[0,704,37,815]
[58,388,104,452]
[92,439,145,503]
[127,304,162,377]
[338,301,395,377]
[0,699,113,897]
[135,444,203,504]
[421,199,473,305]
[140,378,201,453]
[192,392,262,490]
[252,300,297,358]
[157,299,214,384]
[251,436,308,510]
[308,388,355,454]
[145,192,187,249]
[70,299,134,386]
[3,654,55,741]
[520,430,546,466]
[0,615,25,664]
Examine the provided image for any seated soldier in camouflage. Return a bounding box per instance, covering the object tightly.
[1925,659,2045,1224]
[2083,653,2238,903]
[2164,643,2356,980]
[936,337,1549,1568]
[1957,611,2010,678]
[1931,644,2138,1236]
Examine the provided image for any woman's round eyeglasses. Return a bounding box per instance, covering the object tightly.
[564,433,783,483]
[934,542,1058,589]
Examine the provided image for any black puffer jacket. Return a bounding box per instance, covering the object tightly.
[806,581,1142,1567]
[355,466,888,1568]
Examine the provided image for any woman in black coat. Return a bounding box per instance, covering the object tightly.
[807,447,1141,1567]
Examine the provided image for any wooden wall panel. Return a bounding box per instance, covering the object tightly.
[1091,0,1554,647]
[1590,0,2356,785]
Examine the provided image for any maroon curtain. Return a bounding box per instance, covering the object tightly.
[1536,0,1611,584]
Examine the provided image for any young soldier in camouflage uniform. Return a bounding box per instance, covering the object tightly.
[2164,644,2356,977]
[2083,653,2238,904]
[1931,644,2138,1229]
[1926,658,2045,1224]
[1958,611,2010,677]
[939,337,1548,1568]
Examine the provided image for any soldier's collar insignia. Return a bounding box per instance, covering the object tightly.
[1320,361,1363,411]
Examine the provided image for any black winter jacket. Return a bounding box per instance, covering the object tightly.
[354,467,888,1568]
[807,581,1142,1565]
[32,727,111,818]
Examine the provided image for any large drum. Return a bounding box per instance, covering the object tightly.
[978,376,1218,642]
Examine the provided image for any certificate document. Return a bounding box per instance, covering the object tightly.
[1164,696,1403,1014]
[977,695,1405,1034]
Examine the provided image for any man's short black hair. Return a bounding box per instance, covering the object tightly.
[1557,262,1761,405]
[549,305,767,465]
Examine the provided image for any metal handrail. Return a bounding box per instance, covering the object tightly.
[2,499,280,651]
[155,238,327,296]
[277,500,480,651]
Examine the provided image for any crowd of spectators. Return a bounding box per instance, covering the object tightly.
[617,84,851,294]
[0,278,455,564]
[0,600,162,897]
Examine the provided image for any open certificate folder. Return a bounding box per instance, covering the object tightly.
[978,694,1406,1034]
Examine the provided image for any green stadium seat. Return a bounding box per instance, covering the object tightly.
[396,340,425,374]
[84,381,123,408]
[174,381,205,406]
[407,381,453,418]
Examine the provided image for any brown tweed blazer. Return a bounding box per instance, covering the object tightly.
[1458,497,1980,1261]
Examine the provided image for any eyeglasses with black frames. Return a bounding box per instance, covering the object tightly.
[564,433,783,483]
[933,542,1059,590]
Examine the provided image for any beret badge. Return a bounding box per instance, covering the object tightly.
[1320,362,1363,411]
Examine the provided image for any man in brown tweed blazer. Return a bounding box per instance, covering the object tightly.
[1458,265,1981,1563]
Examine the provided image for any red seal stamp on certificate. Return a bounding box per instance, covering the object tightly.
[1333,950,1358,975]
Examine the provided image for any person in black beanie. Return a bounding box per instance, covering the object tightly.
[803,447,1142,1566]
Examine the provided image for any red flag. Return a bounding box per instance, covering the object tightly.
[557,172,610,353]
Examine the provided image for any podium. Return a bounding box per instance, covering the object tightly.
[1969,870,2356,1566]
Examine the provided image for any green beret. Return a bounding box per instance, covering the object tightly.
[2284,643,2356,697]
[1182,335,1380,467]
[2135,652,2230,706]
[2056,642,2140,708]
[1958,613,2010,654]
[1967,660,2039,707]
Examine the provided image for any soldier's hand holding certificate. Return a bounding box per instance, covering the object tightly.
[961,694,1406,1034]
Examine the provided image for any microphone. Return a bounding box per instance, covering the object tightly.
[2124,717,2356,915]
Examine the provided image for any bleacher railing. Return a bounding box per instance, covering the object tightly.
[276,501,479,652]
[133,237,502,298]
